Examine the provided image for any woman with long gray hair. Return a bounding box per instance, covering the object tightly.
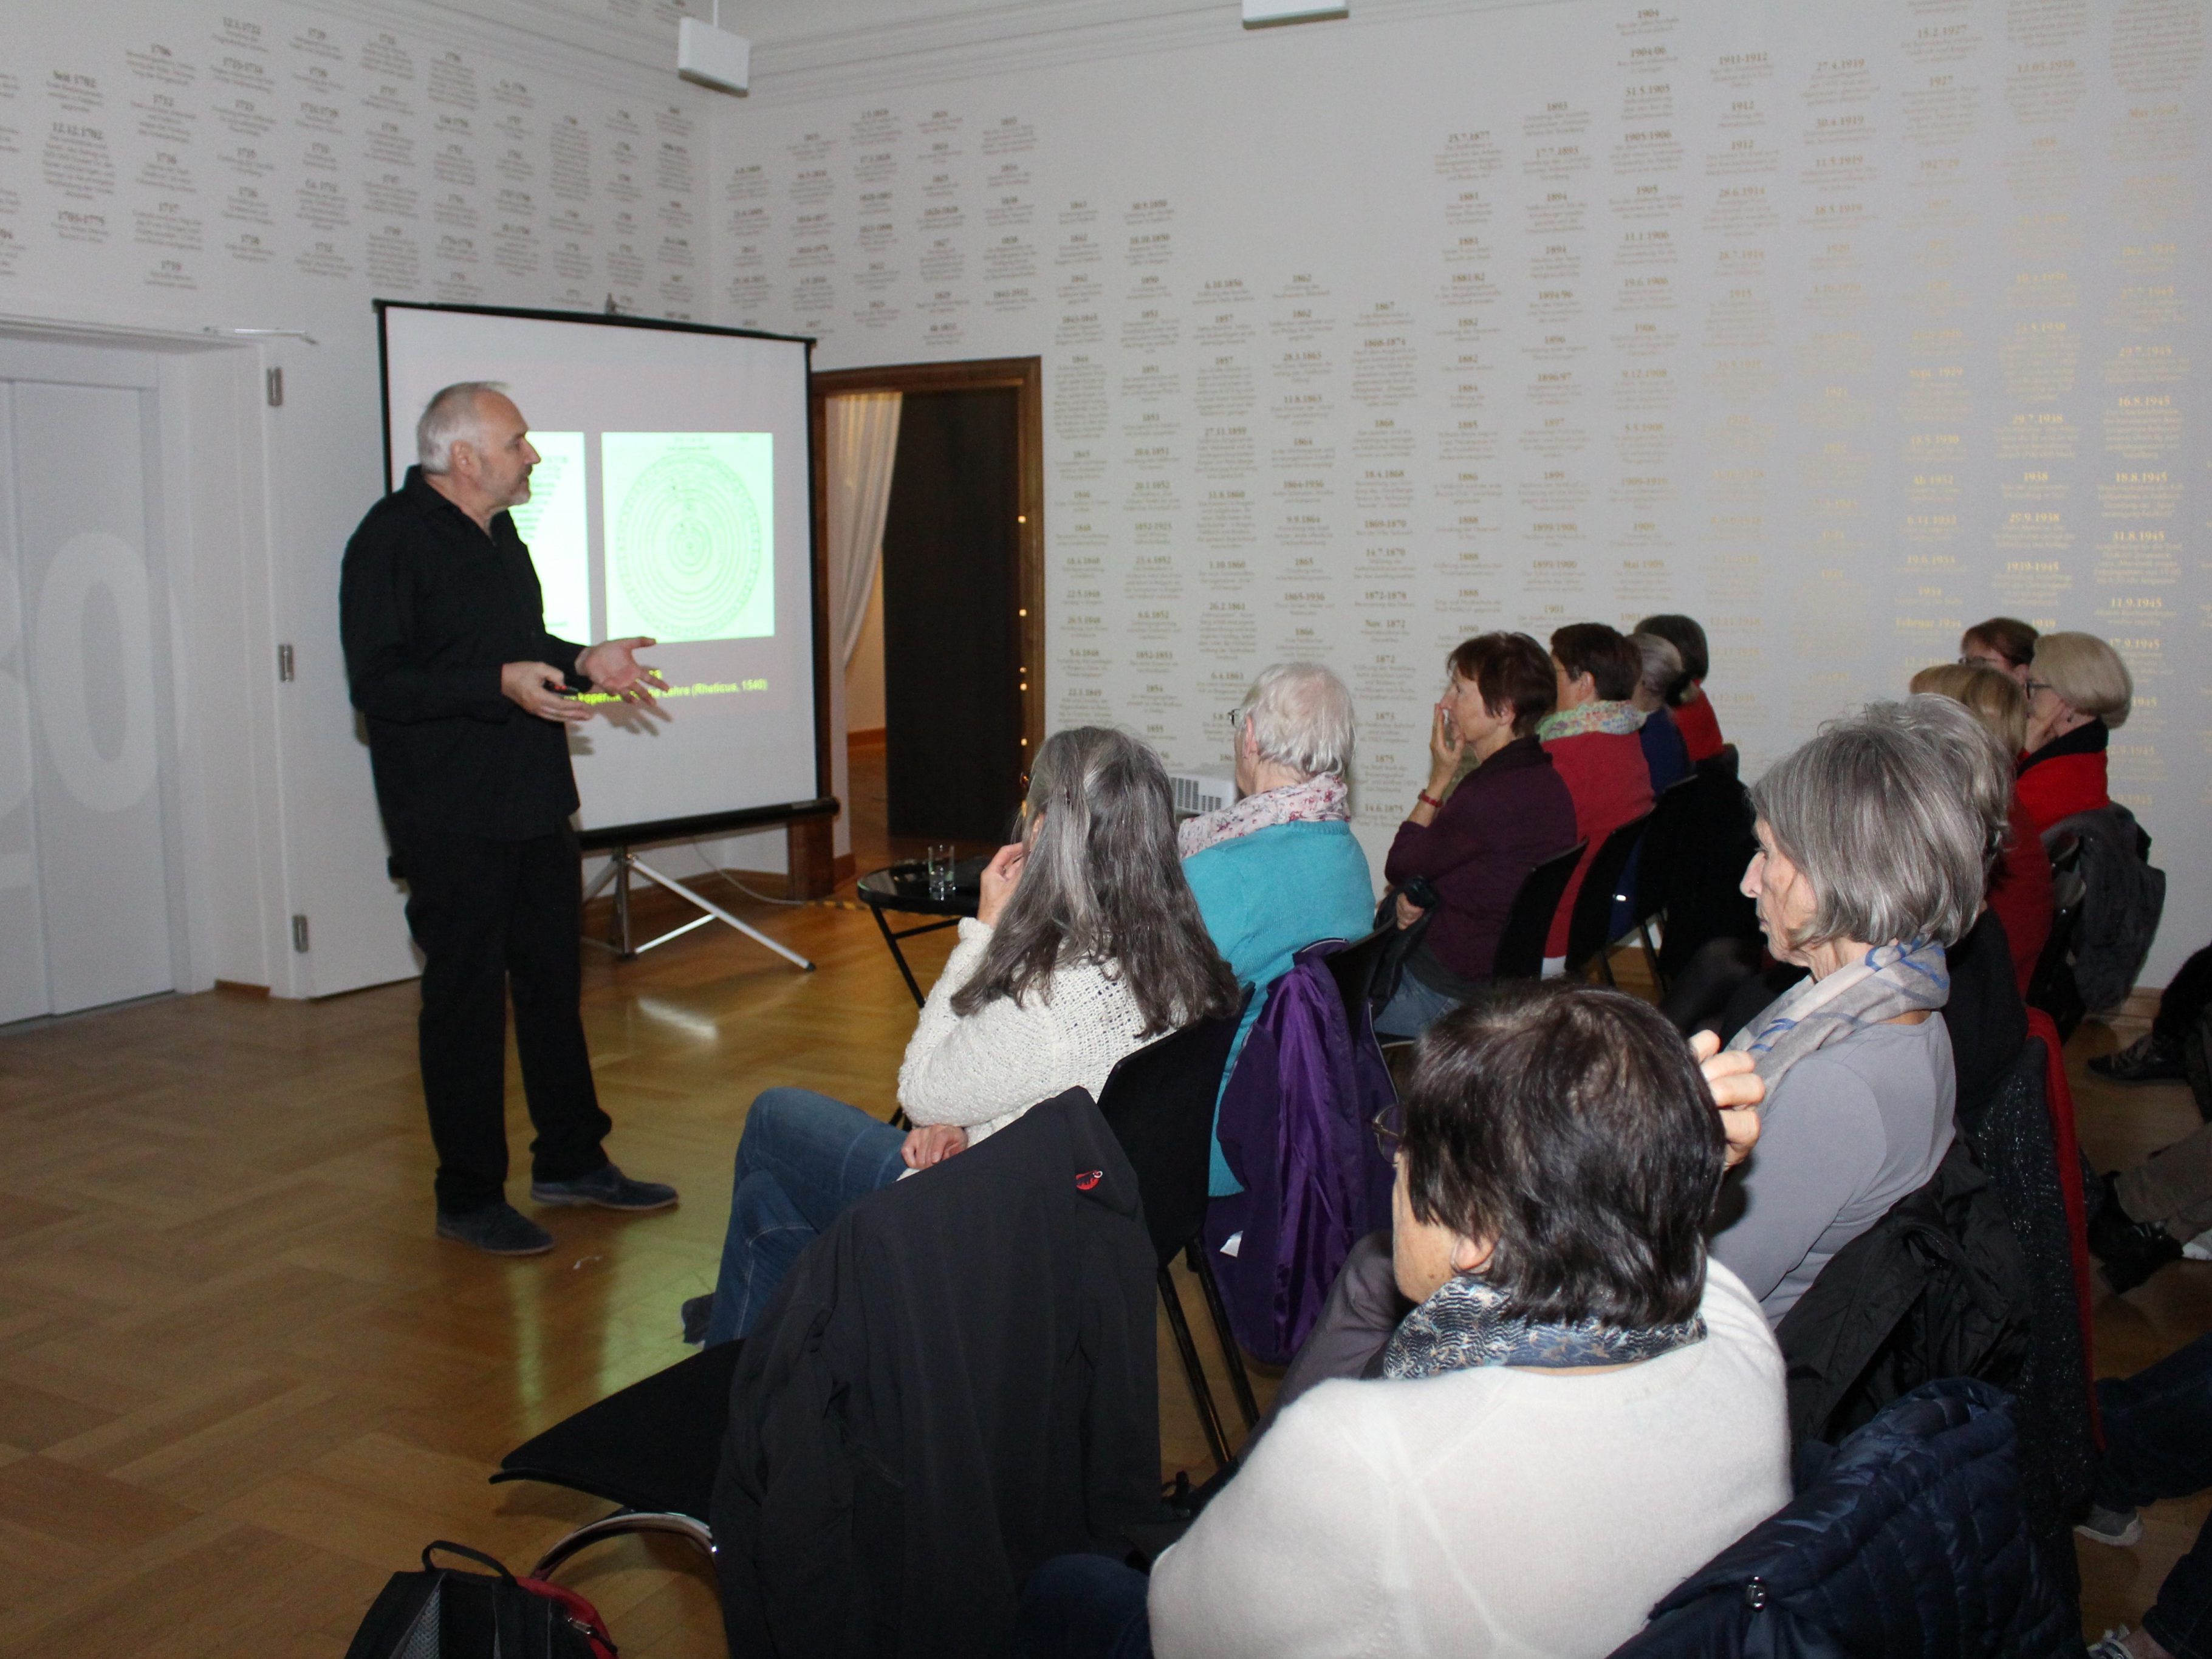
[1708,705,1985,1325]
[692,727,1238,1345]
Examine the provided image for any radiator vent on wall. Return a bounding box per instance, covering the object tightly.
[1168,773,1235,818]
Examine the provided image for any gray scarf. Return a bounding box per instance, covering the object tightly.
[1725,938,1950,1090]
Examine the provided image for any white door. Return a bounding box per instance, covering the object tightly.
[0,377,176,1020]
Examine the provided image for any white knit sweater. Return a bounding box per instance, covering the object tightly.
[896,918,1158,1144]
[1147,1262,1790,1659]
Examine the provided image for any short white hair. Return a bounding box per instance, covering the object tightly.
[1234,662,1355,780]
[416,381,509,474]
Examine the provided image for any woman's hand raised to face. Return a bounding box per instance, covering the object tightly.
[1427,700,1467,790]
[1690,1029,1765,1168]
[975,841,1028,927]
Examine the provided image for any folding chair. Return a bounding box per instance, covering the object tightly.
[1563,812,1654,983]
[489,1338,741,1576]
[1490,841,1585,982]
[1094,1006,1255,1471]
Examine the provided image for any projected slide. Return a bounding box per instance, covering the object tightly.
[603,431,775,644]
[507,431,591,643]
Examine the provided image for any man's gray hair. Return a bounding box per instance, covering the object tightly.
[1233,662,1355,780]
[1749,702,1987,950]
[416,381,510,474]
[1864,695,2015,877]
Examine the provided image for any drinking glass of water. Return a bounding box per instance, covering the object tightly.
[926,844,956,899]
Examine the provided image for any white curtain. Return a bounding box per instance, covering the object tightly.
[826,392,902,671]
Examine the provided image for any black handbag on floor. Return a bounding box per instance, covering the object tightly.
[343,1541,612,1659]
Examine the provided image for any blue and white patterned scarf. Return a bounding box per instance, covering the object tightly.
[1382,1272,1707,1379]
[1725,937,1951,1089]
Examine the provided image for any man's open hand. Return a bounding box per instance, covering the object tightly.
[577,636,670,705]
[501,660,595,723]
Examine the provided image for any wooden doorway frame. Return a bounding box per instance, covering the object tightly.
[803,357,1045,886]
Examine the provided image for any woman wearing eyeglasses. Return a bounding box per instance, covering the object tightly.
[1019,983,1782,1659]
[2016,631,2132,838]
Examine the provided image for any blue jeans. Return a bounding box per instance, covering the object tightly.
[1017,1554,1153,1659]
[1374,970,1462,1040]
[704,1087,908,1346]
[2097,1332,2212,1658]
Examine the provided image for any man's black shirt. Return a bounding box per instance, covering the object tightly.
[340,466,586,843]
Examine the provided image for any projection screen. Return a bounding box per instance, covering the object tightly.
[377,301,824,844]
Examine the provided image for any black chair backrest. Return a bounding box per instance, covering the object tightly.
[2025,831,2086,1036]
[1694,741,1739,784]
[1564,811,1654,975]
[1094,1004,1247,1268]
[1633,775,1700,925]
[1490,840,1585,982]
[1324,925,1396,1022]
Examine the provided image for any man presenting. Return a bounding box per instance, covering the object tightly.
[341,381,678,1254]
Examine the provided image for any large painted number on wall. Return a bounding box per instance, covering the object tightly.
[32,532,157,815]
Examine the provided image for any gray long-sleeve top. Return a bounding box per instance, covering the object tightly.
[1709,1016,1956,1325]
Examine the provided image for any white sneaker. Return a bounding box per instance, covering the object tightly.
[2087,1629,2135,1659]
[2186,1225,2212,1262]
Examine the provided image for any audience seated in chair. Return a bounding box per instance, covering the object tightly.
[1708,704,1992,1325]
[1910,662,2055,994]
[2081,1333,2212,1659]
[1178,662,1375,1196]
[690,727,1236,1345]
[1538,622,1655,974]
[1375,631,1577,1038]
[1020,981,1781,1659]
[2017,629,2131,837]
[1635,612,1725,763]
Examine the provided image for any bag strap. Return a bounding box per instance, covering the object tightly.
[421,1539,519,1582]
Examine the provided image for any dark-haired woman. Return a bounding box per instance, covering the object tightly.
[1375,633,1577,1038]
[1019,983,1787,1659]
[695,727,1238,1345]
[1960,615,2038,689]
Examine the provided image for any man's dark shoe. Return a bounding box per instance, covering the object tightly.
[2088,1174,2182,1294]
[530,1164,679,1212]
[2090,1033,2185,1083]
[437,1202,555,1256]
[680,1293,714,1346]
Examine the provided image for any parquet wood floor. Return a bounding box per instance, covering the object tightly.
[0,896,2202,1654]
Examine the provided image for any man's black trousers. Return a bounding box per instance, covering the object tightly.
[399,823,612,1215]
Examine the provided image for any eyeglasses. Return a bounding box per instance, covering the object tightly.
[2024,679,2052,697]
[1225,706,1247,735]
[1371,1103,1405,1163]
[1957,652,2002,669]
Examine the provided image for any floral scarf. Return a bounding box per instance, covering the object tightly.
[1536,699,1646,742]
[1382,1271,1707,1379]
[1725,937,1951,1090]
[1177,773,1350,860]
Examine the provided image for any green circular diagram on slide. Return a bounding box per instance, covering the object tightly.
[604,433,775,643]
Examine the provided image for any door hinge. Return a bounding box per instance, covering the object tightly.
[278,642,295,682]
[291,914,310,953]
[266,367,284,407]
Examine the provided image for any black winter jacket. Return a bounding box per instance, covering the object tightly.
[1606,1379,2081,1657]
[710,1088,1160,1659]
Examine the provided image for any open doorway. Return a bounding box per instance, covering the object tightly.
[812,358,1043,883]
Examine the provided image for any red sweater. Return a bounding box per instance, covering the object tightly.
[2016,720,2111,838]
[1673,691,1725,763]
[1987,795,2055,994]
[1541,729,1655,959]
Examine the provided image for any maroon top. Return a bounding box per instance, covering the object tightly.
[1386,736,1579,985]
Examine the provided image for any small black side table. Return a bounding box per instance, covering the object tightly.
[855,858,985,1007]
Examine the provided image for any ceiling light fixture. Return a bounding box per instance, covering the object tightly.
[1242,0,1348,24]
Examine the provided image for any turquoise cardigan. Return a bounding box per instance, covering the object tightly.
[1183,819,1376,1196]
